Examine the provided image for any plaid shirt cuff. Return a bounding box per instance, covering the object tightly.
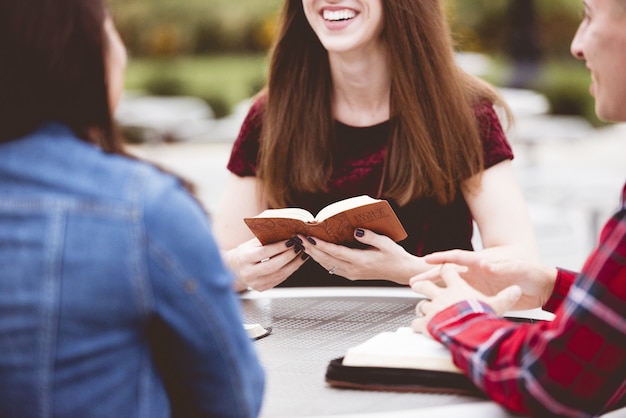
[543,268,577,313]
[428,300,496,341]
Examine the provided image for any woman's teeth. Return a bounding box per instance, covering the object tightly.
[323,9,356,21]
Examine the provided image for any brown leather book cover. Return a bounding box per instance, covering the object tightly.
[325,357,483,396]
[243,195,408,245]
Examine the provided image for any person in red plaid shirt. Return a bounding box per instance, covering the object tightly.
[410,0,626,416]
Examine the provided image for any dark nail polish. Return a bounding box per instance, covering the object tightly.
[294,244,304,253]
[306,236,316,245]
[355,228,365,237]
[301,253,310,261]
[292,235,303,245]
[286,239,295,248]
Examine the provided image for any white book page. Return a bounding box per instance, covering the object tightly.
[316,195,379,221]
[255,207,314,222]
[342,327,461,373]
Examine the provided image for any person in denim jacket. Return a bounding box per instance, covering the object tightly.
[0,1,264,417]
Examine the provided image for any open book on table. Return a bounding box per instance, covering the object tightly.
[326,312,551,395]
[325,327,483,396]
[244,195,408,245]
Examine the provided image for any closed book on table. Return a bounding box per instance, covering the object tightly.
[325,327,483,396]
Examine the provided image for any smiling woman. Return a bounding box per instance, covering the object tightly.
[213,0,540,292]
[302,0,385,55]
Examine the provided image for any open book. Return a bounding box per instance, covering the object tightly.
[341,327,461,372]
[325,327,482,395]
[244,195,407,245]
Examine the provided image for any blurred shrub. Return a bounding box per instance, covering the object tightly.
[197,94,230,119]
[146,24,189,56]
[445,0,508,52]
[109,0,281,56]
[193,18,227,53]
[446,0,581,58]
[124,55,268,118]
[533,60,604,127]
[139,71,231,118]
[144,73,186,96]
[110,0,582,60]
[446,0,598,124]
[112,0,594,124]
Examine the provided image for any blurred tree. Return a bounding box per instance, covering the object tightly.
[108,0,281,56]
[109,0,581,59]
[109,0,594,123]
[505,0,542,88]
[446,0,580,59]
[445,0,508,52]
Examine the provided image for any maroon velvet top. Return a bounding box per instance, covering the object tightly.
[227,96,514,287]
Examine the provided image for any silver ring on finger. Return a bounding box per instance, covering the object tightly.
[415,299,429,318]
[328,265,337,275]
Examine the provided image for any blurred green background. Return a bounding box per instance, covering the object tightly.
[110,0,595,124]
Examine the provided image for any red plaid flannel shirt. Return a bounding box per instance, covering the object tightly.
[429,184,626,417]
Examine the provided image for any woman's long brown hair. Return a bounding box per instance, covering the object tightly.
[0,0,196,195]
[0,0,119,149]
[258,0,506,208]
